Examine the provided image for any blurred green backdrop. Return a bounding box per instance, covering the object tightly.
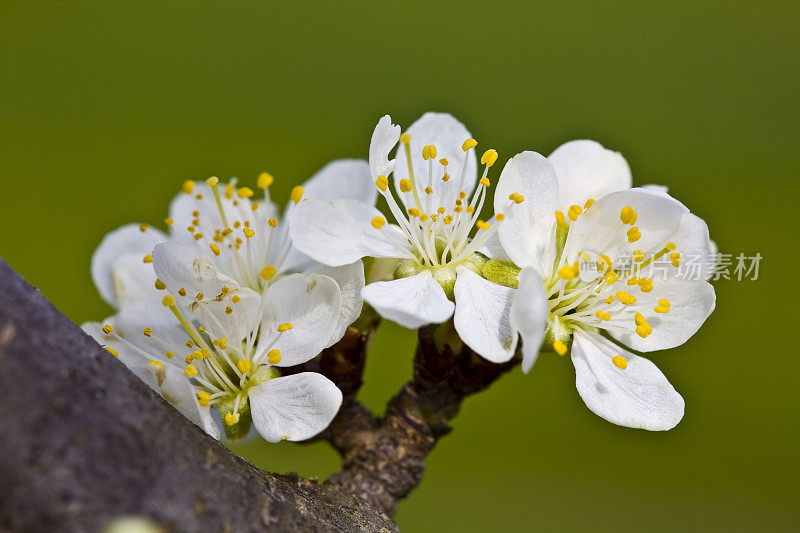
[2,1,798,531]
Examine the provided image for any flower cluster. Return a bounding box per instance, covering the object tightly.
[86,111,716,437]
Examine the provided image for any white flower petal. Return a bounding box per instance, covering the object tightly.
[495,151,560,277]
[91,224,167,307]
[510,268,549,373]
[152,241,234,304]
[571,331,684,431]
[393,112,477,210]
[369,114,401,179]
[362,271,454,328]
[249,372,342,442]
[548,140,632,212]
[564,188,690,262]
[453,267,517,363]
[301,159,376,206]
[261,273,341,366]
[611,277,716,352]
[308,261,366,347]
[289,198,409,266]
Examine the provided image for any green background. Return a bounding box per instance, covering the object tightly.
[2,1,798,531]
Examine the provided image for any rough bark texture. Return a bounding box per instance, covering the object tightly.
[0,261,397,533]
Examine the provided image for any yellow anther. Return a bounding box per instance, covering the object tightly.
[640,284,654,293]
[375,175,389,191]
[102,324,113,334]
[105,347,119,357]
[459,191,467,199]
[636,324,653,338]
[567,205,583,221]
[224,412,240,426]
[454,206,463,213]
[195,193,203,199]
[225,306,233,315]
[615,291,637,305]
[143,254,153,263]
[232,295,240,303]
[220,286,230,295]
[665,242,677,251]
[268,218,278,228]
[277,323,293,332]
[439,158,449,166]
[399,179,412,193]
[224,182,235,199]
[437,206,446,214]
[196,326,205,333]
[143,327,152,337]
[257,172,274,188]
[419,213,428,222]
[400,132,412,144]
[620,206,638,225]
[658,299,671,307]
[196,292,204,301]
[604,295,615,304]
[407,207,421,218]
[243,228,255,238]
[205,176,219,186]
[184,364,198,378]
[182,180,195,194]
[164,218,174,226]
[139,224,148,233]
[371,216,386,229]
[422,144,437,160]
[612,356,627,369]
[476,220,490,230]
[466,205,475,214]
[627,227,641,243]
[479,177,490,187]
[237,359,252,373]
[197,391,211,407]
[632,250,644,262]
[290,186,304,203]
[209,243,221,256]
[441,173,450,182]
[154,278,166,290]
[670,252,682,267]
[558,264,579,280]
[496,213,505,221]
[480,149,498,167]
[637,277,652,286]
[596,310,611,321]
[213,337,228,349]
[598,255,612,271]
[251,203,259,211]
[553,340,568,356]
[634,312,647,325]
[555,210,566,228]
[509,192,524,204]
[627,276,639,286]
[267,349,282,365]
[443,215,453,225]
[187,226,196,234]
[260,265,277,280]
[584,198,596,209]
[654,305,670,314]
[165,351,174,359]
[162,295,176,307]
[148,360,163,368]
[604,270,618,284]
[237,187,254,198]
[462,138,477,151]
[424,186,434,194]
[193,233,204,241]
[178,288,187,297]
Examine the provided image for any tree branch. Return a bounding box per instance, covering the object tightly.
[0,261,397,533]
[321,322,520,516]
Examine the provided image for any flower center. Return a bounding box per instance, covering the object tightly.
[371,135,524,271]
[543,202,680,358]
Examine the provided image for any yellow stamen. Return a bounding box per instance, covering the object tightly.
[555,210,566,228]
[658,299,671,307]
[162,295,176,307]
[261,265,277,281]
[210,243,221,256]
[290,186,304,203]
[164,218,174,226]
[267,349,281,365]
[462,138,477,151]
[237,187,254,198]
[154,279,166,290]
[399,179,412,193]
[612,356,627,369]
[258,172,274,188]
[106,347,119,357]
[232,295,240,303]
[400,132,412,144]
[184,364,198,378]
[422,144,437,160]
[197,391,210,407]
[626,227,641,243]
[480,149,498,167]
[476,220,490,230]
[654,305,670,313]
[584,198,596,209]
[568,204,582,221]
[102,324,113,334]
[277,323,293,332]
[558,264,579,280]
[237,359,251,373]
[143,254,153,264]
[224,413,240,426]
[182,180,195,194]
[143,327,152,337]
[375,175,389,191]
[371,216,386,229]
[243,228,255,238]
[553,340,568,356]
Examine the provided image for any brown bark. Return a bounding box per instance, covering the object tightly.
[0,261,397,533]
